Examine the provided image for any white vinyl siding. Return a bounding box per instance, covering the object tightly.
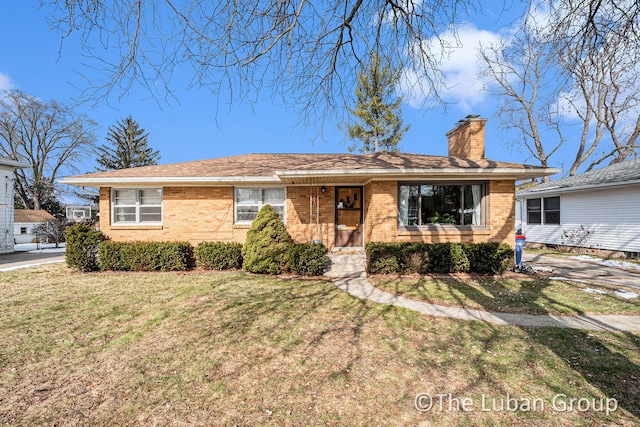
[0,169,15,253]
[234,187,286,224]
[519,185,640,253]
[111,188,163,225]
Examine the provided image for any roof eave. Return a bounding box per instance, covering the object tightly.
[61,167,559,187]
[0,159,30,169]
[517,178,640,197]
[59,175,282,187]
[276,167,560,181]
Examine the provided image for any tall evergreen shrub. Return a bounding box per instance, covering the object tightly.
[242,205,292,274]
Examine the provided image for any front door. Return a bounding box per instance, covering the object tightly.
[335,186,363,247]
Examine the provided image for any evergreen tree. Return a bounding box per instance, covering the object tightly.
[96,116,160,171]
[242,205,292,274]
[346,54,409,153]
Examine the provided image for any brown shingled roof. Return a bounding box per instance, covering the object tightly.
[62,152,558,186]
[14,209,56,223]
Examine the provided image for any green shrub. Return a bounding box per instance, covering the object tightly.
[287,243,328,276]
[99,241,193,271]
[365,242,430,274]
[464,242,513,274]
[401,243,430,274]
[242,205,292,274]
[428,243,470,273]
[366,242,405,274]
[195,242,243,270]
[365,241,513,274]
[64,223,105,272]
[98,241,129,271]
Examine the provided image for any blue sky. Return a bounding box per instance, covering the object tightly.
[0,1,563,178]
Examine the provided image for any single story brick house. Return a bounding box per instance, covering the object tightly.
[62,116,556,250]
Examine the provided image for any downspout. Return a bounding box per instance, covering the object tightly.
[309,182,313,243]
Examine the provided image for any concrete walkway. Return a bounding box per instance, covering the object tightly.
[328,253,640,332]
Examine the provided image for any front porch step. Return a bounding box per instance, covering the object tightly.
[324,253,367,278]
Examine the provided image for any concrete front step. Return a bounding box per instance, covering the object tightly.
[324,253,367,278]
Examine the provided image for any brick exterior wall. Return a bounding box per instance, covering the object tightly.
[446,117,487,159]
[364,180,516,247]
[285,186,336,248]
[100,186,239,244]
[99,180,515,248]
[100,185,337,247]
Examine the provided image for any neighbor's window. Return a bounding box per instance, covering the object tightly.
[112,188,163,224]
[20,227,27,234]
[526,197,560,225]
[235,187,285,224]
[543,196,560,224]
[526,198,542,224]
[398,183,485,226]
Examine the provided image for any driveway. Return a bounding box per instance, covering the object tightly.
[0,250,66,271]
[523,251,640,291]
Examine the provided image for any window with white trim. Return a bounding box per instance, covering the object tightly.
[234,187,285,224]
[526,196,560,225]
[112,188,163,224]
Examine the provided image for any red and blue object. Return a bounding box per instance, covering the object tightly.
[515,235,526,269]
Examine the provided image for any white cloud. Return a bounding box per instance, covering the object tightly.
[400,23,504,110]
[0,72,15,94]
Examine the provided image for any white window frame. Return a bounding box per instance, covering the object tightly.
[525,196,560,225]
[234,187,286,224]
[111,188,163,225]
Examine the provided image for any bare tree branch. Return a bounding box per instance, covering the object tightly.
[0,90,97,210]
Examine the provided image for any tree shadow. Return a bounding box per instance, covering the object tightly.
[420,274,640,418]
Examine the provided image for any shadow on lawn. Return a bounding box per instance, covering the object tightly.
[202,276,392,384]
[434,276,640,419]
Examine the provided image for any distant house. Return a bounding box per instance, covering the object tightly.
[0,158,29,253]
[13,209,56,244]
[61,116,556,251]
[516,158,640,256]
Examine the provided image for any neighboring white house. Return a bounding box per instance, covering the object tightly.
[13,209,56,244]
[516,158,640,256]
[0,158,29,253]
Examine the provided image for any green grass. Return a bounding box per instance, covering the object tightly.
[1,264,639,425]
[371,275,640,315]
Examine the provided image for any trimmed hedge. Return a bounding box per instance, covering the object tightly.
[99,241,193,271]
[286,243,328,276]
[428,243,470,273]
[366,242,513,275]
[65,223,105,272]
[463,242,514,274]
[195,242,243,270]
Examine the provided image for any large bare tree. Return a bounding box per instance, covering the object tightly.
[481,3,640,179]
[41,0,477,116]
[0,90,97,210]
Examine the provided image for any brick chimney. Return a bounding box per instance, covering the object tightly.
[446,115,487,159]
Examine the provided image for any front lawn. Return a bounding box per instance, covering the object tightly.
[1,265,639,425]
[371,275,640,316]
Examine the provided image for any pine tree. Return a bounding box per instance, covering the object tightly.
[96,116,160,171]
[346,54,409,153]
